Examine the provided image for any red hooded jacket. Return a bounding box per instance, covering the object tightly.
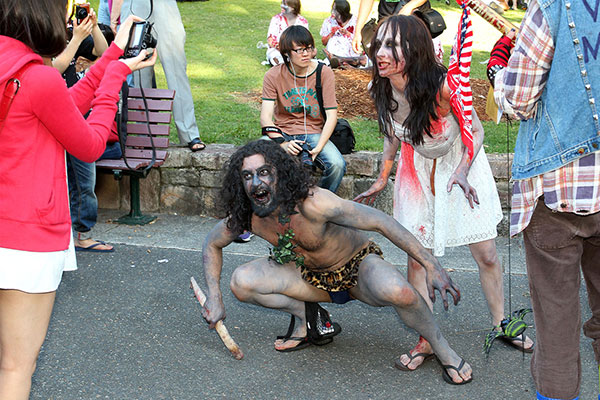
[0,37,130,252]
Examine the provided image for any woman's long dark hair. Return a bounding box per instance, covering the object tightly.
[0,0,68,57]
[369,15,446,145]
[220,140,314,234]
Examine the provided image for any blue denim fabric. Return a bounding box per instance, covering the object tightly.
[512,2,600,180]
[67,144,121,233]
[67,155,97,233]
[99,142,122,160]
[280,133,346,193]
[97,0,110,25]
[536,392,578,400]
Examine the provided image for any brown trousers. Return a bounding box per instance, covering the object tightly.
[523,200,600,399]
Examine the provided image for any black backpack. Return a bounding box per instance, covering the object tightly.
[315,63,355,155]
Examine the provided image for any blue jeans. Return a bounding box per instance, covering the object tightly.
[67,155,97,233]
[67,143,122,233]
[279,133,346,193]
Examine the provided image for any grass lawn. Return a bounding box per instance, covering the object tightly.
[89,0,525,153]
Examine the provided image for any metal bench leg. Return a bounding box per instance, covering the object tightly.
[115,175,157,225]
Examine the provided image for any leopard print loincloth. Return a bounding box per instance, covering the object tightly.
[301,242,383,292]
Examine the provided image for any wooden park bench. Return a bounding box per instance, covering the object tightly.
[96,87,175,225]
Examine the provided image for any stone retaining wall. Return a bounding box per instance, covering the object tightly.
[96,144,513,233]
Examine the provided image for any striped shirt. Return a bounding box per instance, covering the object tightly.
[493,0,600,236]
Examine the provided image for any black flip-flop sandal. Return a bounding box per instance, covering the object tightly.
[276,303,342,351]
[500,334,534,353]
[275,315,312,352]
[187,137,206,152]
[439,358,473,385]
[275,336,311,352]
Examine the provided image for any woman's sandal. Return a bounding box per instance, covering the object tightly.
[187,137,206,152]
[439,358,473,385]
[500,334,534,353]
[394,352,436,371]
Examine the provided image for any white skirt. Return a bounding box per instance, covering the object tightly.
[0,235,77,293]
[393,140,503,257]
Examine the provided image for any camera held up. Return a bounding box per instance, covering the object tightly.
[75,3,90,24]
[124,21,157,59]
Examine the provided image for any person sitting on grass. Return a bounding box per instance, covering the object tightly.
[266,0,308,66]
[320,0,366,68]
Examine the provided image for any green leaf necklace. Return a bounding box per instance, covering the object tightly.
[269,213,305,268]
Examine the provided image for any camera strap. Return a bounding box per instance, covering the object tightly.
[0,62,34,134]
[314,62,326,123]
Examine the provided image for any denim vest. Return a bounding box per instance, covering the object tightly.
[512,0,600,180]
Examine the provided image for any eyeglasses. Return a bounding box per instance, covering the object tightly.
[290,46,315,54]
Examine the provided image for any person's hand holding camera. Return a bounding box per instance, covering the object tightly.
[71,15,94,46]
[113,16,158,72]
[283,140,305,156]
[88,9,98,28]
[113,15,145,51]
[119,48,158,72]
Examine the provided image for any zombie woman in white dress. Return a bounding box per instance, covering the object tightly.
[355,15,533,370]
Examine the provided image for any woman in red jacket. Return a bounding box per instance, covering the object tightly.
[0,0,156,397]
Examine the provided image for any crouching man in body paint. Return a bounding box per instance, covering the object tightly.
[201,140,472,385]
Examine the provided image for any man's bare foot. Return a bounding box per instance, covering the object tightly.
[75,238,114,252]
[396,336,434,371]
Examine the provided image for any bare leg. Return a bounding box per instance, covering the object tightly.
[397,255,434,370]
[351,255,472,383]
[470,239,533,350]
[230,257,330,350]
[0,289,55,400]
[469,239,504,325]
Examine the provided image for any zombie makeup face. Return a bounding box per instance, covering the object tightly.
[281,0,292,14]
[241,154,279,218]
[332,8,343,25]
[375,23,406,78]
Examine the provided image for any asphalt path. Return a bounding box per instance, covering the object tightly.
[29,211,597,399]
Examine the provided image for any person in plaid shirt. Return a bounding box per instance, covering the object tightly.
[490,1,600,399]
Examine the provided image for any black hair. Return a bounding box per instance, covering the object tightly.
[332,0,352,24]
[98,23,115,45]
[0,0,68,57]
[220,140,314,234]
[279,25,314,67]
[369,15,446,145]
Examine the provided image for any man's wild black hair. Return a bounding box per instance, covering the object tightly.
[220,140,314,234]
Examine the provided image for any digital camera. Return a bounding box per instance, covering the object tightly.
[299,142,313,169]
[75,3,90,24]
[124,21,157,59]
